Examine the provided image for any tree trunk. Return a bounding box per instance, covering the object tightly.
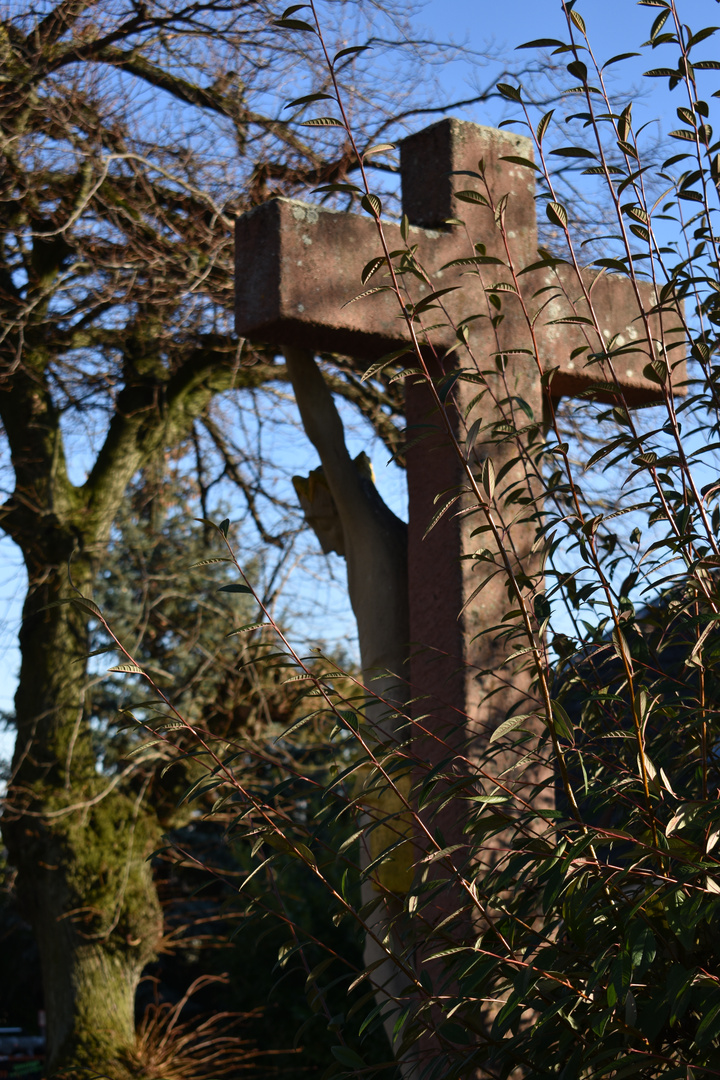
[1,542,163,1078]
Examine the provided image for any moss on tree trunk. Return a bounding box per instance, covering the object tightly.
[2,549,163,1077]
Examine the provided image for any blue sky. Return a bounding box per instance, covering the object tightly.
[418,0,720,132]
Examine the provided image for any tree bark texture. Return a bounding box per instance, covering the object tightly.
[2,534,163,1076]
[0,345,258,1074]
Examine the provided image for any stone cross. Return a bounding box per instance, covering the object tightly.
[235,117,680,779]
[235,116,684,1073]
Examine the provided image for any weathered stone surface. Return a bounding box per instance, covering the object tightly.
[236,118,684,405]
[540,266,685,405]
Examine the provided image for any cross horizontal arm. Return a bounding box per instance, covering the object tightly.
[235,195,682,404]
[235,196,416,359]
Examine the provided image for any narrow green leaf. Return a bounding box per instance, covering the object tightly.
[569,9,586,33]
[361,348,412,382]
[333,44,370,63]
[536,110,554,143]
[454,189,489,206]
[363,142,396,157]
[669,128,697,141]
[548,315,594,326]
[649,7,671,39]
[497,82,522,102]
[438,371,460,403]
[587,440,621,470]
[546,201,568,228]
[301,116,345,127]
[272,17,316,31]
[628,923,656,971]
[361,255,385,285]
[361,192,382,216]
[602,52,640,69]
[226,622,269,636]
[517,38,565,49]
[440,254,504,269]
[626,204,648,223]
[551,700,573,741]
[127,739,163,756]
[71,597,102,617]
[341,285,392,307]
[422,494,462,539]
[412,285,460,315]
[688,26,719,47]
[499,155,539,170]
[285,92,334,109]
[480,457,495,500]
[550,146,596,159]
[294,842,316,867]
[695,1001,720,1045]
[490,713,533,743]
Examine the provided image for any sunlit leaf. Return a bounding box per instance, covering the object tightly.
[490,713,534,743]
[497,82,522,102]
[341,285,392,307]
[454,189,489,206]
[536,110,554,143]
[360,255,385,285]
[499,154,539,170]
[363,142,396,157]
[361,192,382,216]
[300,116,345,127]
[546,201,568,228]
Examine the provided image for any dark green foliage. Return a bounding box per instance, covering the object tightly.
[222,788,397,1076]
[89,475,260,776]
[0,855,42,1034]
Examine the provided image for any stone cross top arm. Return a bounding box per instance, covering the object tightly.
[236,117,681,405]
[234,116,684,755]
